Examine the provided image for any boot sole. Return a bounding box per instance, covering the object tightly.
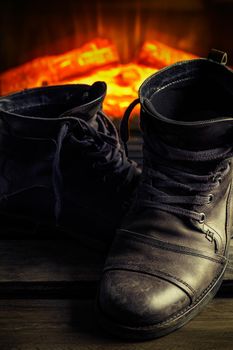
[95,262,228,341]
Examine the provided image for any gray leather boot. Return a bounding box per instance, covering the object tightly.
[96,50,233,339]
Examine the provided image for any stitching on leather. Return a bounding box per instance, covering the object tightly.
[226,178,233,249]
[152,77,195,95]
[104,264,196,298]
[136,265,224,329]
[118,230,226,264]
[134,239,224,264]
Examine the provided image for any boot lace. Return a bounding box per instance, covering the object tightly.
[120,99,232,223]
[53,111,137,223]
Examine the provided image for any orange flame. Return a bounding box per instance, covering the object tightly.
[0,38,197,117]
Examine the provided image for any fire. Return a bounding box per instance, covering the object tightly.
[64,64,156,118]
[0,38,197,118]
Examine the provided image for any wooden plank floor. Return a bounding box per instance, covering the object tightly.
[0,239,232,349]
[0,299,232,350]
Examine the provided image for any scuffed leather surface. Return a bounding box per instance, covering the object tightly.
[99,270,190,326]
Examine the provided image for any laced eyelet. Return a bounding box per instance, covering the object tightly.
[213,176,222,183]
[208,194,214,203]
[199,213,206,223]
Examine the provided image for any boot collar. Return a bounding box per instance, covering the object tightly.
[0,83,106,138]
[139,57,233,150]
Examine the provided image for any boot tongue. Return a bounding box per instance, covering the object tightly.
[143,98,233,151]
[59,81,106,129]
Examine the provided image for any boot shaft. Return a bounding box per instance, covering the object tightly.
[139,53,233,151]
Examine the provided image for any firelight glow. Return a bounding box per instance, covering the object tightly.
[0,38,196,118]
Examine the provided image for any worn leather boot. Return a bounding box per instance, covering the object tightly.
[97,50,233,339]
[0,82,140,245]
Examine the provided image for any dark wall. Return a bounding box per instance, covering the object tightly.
[1,0,233,72]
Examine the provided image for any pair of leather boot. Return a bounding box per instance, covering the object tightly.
[0,50,232,340]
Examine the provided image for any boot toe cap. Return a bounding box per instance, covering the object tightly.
[98,270,191,327]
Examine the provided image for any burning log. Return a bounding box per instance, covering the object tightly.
[0,38,119,96]
[138,40,197,68]
[0,38,198,117]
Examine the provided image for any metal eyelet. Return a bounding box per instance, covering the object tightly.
[208,194,214,203]
[212,175,222,184]
[205,229,214,242]
[199,213,206,223]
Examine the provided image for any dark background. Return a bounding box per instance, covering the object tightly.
[0,0,233,72]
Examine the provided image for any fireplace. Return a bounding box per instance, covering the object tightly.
[0,0,233,118]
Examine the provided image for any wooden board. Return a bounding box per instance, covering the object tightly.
[0,298,232,350]
[0,240,231,298]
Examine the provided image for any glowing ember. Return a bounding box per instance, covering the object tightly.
[0,38,197,117]
[0,39,119,95]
